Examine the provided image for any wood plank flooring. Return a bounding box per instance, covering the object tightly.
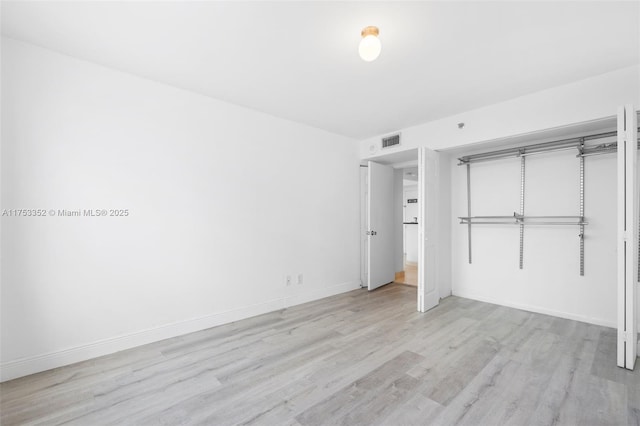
[1,283,639,425]
[395,261,418,287]
[400,262,418,286]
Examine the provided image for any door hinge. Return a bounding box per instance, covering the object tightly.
[619,331,628,342]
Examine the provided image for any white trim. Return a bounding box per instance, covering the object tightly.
[417,148,425,311]
[391,160,418,169]
[617,104,638,369]
[452,290,616,329]
[283,281,361,308]
[417,147,440,313]
[0,280,361,382]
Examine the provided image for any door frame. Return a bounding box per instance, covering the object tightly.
[617,104,638,370]
[361,157,419,292]
[417,146,440,312]
[360,148,441,312]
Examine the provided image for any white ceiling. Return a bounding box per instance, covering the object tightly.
[2,1,638,139]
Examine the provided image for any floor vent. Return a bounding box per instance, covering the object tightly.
[382,133,401,149]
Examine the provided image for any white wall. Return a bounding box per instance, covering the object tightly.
[451,149,618,327]
[361,65,640,156]
[0,38,361,381]
[359,66,638,328]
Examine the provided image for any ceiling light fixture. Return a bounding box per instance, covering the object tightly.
[359,26,381,62]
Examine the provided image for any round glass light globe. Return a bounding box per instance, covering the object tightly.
[359,35,381,62]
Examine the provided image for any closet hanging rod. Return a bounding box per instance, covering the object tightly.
[461,146,581,165]
[577,140,640,157]
[458,132,613,164]
[458,142,583,165]
[457,129,639,165]
[459,215,585,219]
[459,213,588,226]
[458,221,588,226]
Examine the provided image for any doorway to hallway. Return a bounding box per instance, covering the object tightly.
[396,167,419,287]
[360,147,441,313]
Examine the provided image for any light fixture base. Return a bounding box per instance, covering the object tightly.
[361,26,379,38]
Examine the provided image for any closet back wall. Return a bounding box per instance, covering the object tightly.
[1,38,361,381]
[451,148,619,327]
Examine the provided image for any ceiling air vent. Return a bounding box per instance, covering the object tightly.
[382,133,401,149]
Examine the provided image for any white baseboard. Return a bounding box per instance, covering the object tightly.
[452,289,616,329]
[0,280,361,382]
[284,280,361,307]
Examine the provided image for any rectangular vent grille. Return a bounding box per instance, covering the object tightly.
[382,134,401,149]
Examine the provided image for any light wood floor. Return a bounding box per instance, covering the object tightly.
[396,262,418,286]
[1,284,639,425]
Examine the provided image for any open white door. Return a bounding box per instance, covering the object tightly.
[367,161,395,291]
[418,147,439,312]
[617,105,638,370]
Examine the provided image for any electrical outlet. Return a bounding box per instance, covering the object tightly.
[285,275,292,286]
[297,274,303,285]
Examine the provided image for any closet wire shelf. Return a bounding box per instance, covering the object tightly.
[458,213,588,226]
[458,127,639,276]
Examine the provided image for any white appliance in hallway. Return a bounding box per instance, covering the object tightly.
[403,182,419,265]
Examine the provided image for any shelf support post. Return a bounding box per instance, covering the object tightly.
[466,163,472,264]
[579,138,585,276]
[519,154,526,269]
